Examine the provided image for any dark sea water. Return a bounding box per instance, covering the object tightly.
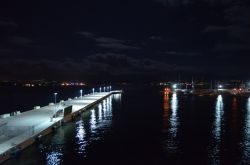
[2,86,250,165]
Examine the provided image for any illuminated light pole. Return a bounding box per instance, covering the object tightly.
[54,93,58,118]
[92,88,95,94]
[104,87,106,92]
[80,89,83,98]
[110,86,112,91]
[100,87,101,92]
[218,85,223,89]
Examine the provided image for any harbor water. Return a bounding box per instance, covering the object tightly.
[1,86,250,164]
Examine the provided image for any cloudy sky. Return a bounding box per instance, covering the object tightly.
[0,0,249,82]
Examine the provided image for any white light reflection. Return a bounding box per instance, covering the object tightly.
[170,93,178,137]
[113,93,121,101]
[90,109,97,132]
[90,96,113,134]
[167,92,179,153]
[75,120,86,154]
[210,95,224,164]
[45,128,65,165]
[104,96,112,119]
[215,95,223,139]
[46,151,63,165]
[242,97,250,163]
[98,104,103,119]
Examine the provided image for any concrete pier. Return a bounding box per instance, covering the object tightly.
[0,91,122,164]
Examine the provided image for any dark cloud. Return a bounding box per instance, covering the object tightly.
[201,26,227,33]
[0,20,18,28]
[156,0,248,6]
[0,48,16,56]
[156,0,191,6]
[0,53,188,80]
[149,36,162,40]
[0,0,250,81]
[75,32,95,39]
[9,37,33,46]
[214,42,250,52]
[162,51,201,56]
[77,32,141,50]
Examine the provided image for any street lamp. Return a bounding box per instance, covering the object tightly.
[80,89,83,98]
[218,85,223,89]
[110,86,112,91]
[100,87,101,92]
[104,87,106,92]
[92,88,95,94]
[54,93,57,104]
[54,93,58,118]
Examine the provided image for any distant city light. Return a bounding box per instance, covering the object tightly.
[172,84,177,89]
[61,82,85,86]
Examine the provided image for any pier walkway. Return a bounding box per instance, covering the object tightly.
[0,91,122,163]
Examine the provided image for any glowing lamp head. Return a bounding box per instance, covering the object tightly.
[218,85,223,89]
[172,84,177,89]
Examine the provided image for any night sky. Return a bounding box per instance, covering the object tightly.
[0,0,250,82]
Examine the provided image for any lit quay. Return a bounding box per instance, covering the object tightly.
[0,88,122,163]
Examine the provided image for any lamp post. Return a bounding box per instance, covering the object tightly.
[54,93,57,118]
[92,88,95,94]
[80,89,83,98]
[172,84,177,90]
[100,87,101,92]
[104,87,106,92]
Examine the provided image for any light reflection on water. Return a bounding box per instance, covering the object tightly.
[209,95,224,164]
[44,95,116,165]
[6,90,250,164]
[75,120,86,154]
[162,92,170,134]
[242,97,250,164]
[170,93,178,139]
[162,92,179,153]
[43,125,66,165]
[46,151,63,165]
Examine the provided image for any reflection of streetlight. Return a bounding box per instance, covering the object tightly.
[54,93,58,118]
[80,89,83,98]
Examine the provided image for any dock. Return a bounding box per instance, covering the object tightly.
[0,91,122,164]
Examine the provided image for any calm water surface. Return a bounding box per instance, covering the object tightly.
[2,86,250,165]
